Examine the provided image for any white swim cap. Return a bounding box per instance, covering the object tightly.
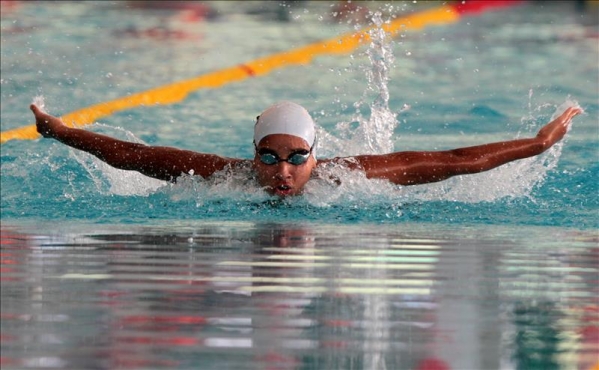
[253,101,316,147]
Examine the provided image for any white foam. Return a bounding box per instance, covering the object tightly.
[70,124,166,196]
[73,11,578,207]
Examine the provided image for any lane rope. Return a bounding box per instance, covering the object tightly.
[1,0,522,144]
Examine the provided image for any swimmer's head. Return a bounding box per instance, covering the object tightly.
[254,101,316,149]
[252,101,317,197]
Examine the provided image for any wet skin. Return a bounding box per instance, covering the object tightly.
[30,104,583,198]
[253,134,316,197]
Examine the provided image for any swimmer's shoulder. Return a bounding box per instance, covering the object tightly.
[316,156,362,170]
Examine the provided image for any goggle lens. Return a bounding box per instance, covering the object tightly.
[257,149,310,166]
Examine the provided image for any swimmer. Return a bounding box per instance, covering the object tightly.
[30,101,582,197]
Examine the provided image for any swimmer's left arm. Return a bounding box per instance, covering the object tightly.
[352,106,582,185]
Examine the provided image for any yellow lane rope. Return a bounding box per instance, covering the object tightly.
[0,4,473,144]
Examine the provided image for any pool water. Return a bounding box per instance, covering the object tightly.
[1,1,598,369]
[2,221,598,370]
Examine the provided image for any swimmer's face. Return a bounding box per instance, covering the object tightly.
[253,134,316,197]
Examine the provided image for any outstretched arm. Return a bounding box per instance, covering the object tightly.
[31,104,243,181]
[348,106,582,185]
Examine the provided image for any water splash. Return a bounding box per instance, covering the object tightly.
[31,95,46,112]
[305,162,401,208]
[70,124,165,196]
[319,10,402,157]
[164,165,272,207]
[309,7,580,205]
[351,10,398,154]
[50,7,580,208]
[402,100,582,203]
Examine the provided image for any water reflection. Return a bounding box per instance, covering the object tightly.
[1,223,597,369]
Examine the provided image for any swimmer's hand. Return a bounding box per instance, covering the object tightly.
[536,106,582,149]
[31,104,66,138]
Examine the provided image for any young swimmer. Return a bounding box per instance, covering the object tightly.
[31,101,582,197]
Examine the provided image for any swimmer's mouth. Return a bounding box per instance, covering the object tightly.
[273,184,294,196]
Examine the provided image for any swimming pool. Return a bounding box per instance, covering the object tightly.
[1,1,598,369]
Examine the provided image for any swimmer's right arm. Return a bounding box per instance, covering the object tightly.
[31,104,243,181]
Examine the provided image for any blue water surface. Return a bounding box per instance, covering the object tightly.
[1,1,597,230]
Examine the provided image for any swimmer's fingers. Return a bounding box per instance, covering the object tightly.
[537,106,582,146]
[555,106,582,132]
[557,106,582,124]
[31,104,65,138]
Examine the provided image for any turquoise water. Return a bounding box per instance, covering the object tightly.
[1,1,597,228]
[1,1,598,369]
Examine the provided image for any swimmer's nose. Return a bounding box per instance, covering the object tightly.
[274,162,293,179]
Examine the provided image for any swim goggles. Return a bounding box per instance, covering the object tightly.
[255,146,312,166]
